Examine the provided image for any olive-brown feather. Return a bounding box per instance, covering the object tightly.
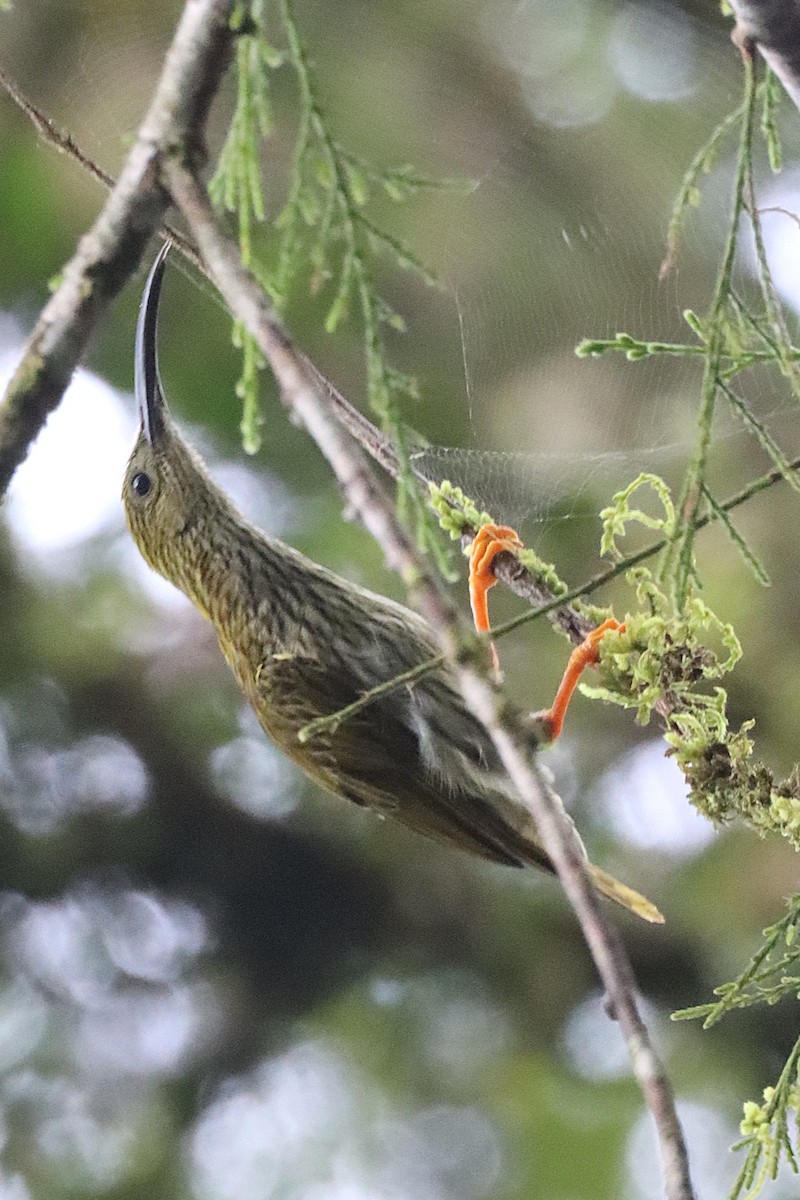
[122,246,663,924]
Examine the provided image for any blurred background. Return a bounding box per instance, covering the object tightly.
[3,0,800,1196]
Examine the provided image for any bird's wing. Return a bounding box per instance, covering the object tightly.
[256,653,664,923]
[256,651,547,868]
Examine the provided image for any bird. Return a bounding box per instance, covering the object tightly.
[123,244,662,924]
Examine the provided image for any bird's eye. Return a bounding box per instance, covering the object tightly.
[131,471,152,497]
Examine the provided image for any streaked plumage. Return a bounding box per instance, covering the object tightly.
[123,246,662,923]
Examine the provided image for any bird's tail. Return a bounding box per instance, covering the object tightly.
[587,863,664,924]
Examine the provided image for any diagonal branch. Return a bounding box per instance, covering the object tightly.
[730,0,800,110]
[0,64,592,646]
[0,0,237,500]
[164,158,698,1200]
[0,65,204,274]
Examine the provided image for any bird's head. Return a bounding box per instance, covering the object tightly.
[123,244,218,581]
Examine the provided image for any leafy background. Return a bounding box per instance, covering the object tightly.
[3,1,800,1197]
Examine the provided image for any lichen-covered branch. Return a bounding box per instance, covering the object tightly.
[0,0,237,500]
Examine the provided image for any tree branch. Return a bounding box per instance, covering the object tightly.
[0,6,700,1185]
[165,159,697,1200]
[0,65,204,275]
[0,62,594,645]
[0,0,237,500]
[730,0,800,109]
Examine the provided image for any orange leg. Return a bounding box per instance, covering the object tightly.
[468,525,624,737]
[468,524,524,673]
[539,617,626,741]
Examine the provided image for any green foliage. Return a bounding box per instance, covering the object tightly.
[429,465,800,885]
[580,60,800,1200]
[674,899,800,1028]
[761,68,784,174]
[578,65,799,613]
[429,479,569,599]
[396,58,800,901]
[573,64,800,1169]
[515,546,570,603]
[209,0,275,452]
[210,22,800,1194]
[599,472,676,554]
[659,98,747,281]
[674,899,800,1199]
[589,474,800,860]
[428,479,493,538]
[210,0,467,569]
[584,475,747,782]
[733,1070,800,1200]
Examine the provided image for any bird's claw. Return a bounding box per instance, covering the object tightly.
[468,523,524,673]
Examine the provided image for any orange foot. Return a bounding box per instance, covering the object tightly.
[539,617,626,741]
[468,523,524,673]
[468,524,624,738]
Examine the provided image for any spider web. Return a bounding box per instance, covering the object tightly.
[390,1,800,550]
[12,0,800,557]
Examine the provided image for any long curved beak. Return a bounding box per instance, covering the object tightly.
[135,240,172,446]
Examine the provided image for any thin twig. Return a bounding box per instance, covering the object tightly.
[0,0,236,499]
[299,447,800,740]
[6,51,798,717]
[168,160,458,611]
[0,67,594,645]
[664,53,757,605]
[165,160,698,1200]
[0,66,205,280]
[0,64,116,192]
